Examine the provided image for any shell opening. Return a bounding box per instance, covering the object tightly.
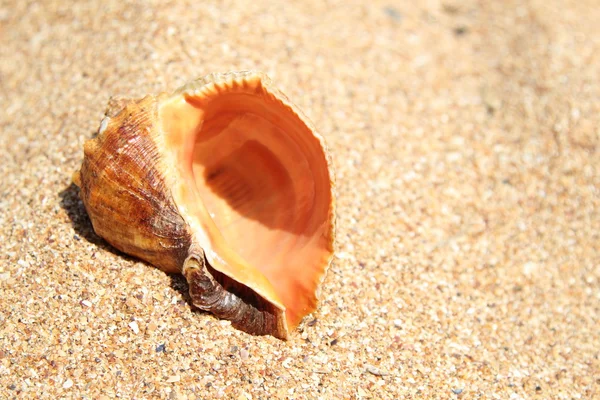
[164,75,334,327]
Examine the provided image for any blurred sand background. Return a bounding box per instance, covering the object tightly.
[1,0,599,398]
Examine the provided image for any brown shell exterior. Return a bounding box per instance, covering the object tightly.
[78,96,191,272]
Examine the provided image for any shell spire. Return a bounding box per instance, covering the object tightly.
[75,71,335,339]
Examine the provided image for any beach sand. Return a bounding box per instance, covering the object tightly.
[1,0,598,398]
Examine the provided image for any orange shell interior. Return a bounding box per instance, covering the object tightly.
[160,74,334,328]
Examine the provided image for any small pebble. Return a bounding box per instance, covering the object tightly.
[126,297,140,308]
[383,6,402,22]
[366,365,387,376]
[452,388,463,394]
[156,343,166,353]
[63,379,74,389]
[80,300,92,307]
[453,26,468,36]
[237,392,252,400]
[129,321,140,334]
[166,375,180,383]
[240,348,249,360]
[147,321,158,333]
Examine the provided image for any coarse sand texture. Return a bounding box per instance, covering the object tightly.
[1,0,598,398]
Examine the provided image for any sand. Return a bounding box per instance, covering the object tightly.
[1,0,599,398]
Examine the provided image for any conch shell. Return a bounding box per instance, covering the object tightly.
[73,71,335,339]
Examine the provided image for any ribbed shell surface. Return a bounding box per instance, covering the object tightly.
[78,96,191,273]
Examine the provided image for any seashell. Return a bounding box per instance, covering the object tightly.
[73,71,335,339]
